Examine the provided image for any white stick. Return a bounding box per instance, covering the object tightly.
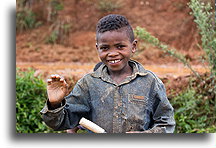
[79,117,106,133]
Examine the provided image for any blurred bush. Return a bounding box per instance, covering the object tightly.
[45,20,72,45]
[189,0,216,77]
[97,0,122,13]
[135,0,216,133]
[16,69,63,133]
[171,85,216,133]
[16,0,42,33]
[16,8,42,33]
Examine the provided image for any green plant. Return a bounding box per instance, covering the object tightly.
[97,0,122,13]
[189,0,216,76]
[16,8,42,33]
[45,30,59,44]
[47,0,64,22]
[134,0,216,133]
[171,87,215,133]
[16,68,63,133]
[188,0,216,119]
[46,20,72,44]
[134,26,200,78]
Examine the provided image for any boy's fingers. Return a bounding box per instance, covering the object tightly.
[47,79,52,85]
[55,74,61,80]
[48,75,67,86]
[60,78,68,87]
[50,74,56,78]
[50,74,61,81]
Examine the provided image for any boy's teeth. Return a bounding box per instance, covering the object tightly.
[109,60,120,63]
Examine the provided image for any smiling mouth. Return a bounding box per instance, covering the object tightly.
[107,59,122,64]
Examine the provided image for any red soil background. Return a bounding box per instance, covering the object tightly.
[16,0,210,96]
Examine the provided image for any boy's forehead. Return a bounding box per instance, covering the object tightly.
[97,30,130,43]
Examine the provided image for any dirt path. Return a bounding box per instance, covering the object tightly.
[16,62,209,79]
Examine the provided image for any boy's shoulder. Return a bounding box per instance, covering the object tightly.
[88,62,106,78]
[76,63,105,84]
[131,60,164,86]
[145,69,164,85]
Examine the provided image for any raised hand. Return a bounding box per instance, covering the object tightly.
[47,74,68,108]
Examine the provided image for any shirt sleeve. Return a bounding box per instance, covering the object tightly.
[40,77,91,131]
[150,78,176,133]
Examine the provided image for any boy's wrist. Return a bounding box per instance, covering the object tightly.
[48,100,64,110]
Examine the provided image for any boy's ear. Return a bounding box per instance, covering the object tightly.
[132,39,138,53]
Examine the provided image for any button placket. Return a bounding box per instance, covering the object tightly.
[112,86,123,133]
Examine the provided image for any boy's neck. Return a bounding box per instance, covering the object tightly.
[108,64,133,84]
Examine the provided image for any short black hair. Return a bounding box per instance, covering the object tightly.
[96,14,134,42]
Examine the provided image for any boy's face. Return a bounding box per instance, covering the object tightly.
[96,30,137,73]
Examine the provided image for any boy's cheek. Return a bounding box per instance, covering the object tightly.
[98,53,106,61]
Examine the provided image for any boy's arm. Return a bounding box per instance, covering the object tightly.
[143,81,175,133]
[150,82,176,133]
[40,77,91,131]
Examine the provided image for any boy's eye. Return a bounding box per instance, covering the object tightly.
[100,46,109,50]
[117,45,126,49]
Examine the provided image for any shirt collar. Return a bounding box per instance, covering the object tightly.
[91,60,148,81]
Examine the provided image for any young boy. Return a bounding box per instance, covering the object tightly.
[40,14,175,133]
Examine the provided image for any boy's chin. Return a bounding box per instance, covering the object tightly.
[107,65,123,73]
[105,61,129,73]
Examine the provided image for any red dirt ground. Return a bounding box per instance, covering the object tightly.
[16,0,209,96]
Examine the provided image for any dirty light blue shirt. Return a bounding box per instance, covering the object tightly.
[41,60,175,133]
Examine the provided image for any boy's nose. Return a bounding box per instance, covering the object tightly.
[108,49,119,57]
[108,52,119,57]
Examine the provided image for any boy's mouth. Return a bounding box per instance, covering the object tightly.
[107,59,122,64]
